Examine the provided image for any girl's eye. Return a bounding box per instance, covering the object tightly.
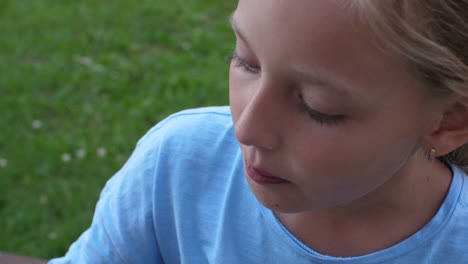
[298,94,345,126]
[225,51,343,126]
[226,51,260,74]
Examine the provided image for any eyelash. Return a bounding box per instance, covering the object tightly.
[226,51,260,74]
[226,51,345,126]
[299,95,346,126]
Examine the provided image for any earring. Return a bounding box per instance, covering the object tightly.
[428,147,436,162]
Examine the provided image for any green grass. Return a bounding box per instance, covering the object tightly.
[0,0,236,259]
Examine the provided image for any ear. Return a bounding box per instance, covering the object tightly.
[425,97,468,156]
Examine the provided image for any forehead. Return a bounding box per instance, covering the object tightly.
[232,0,416,99]
[236,0,354,26]
[233,0,359,54]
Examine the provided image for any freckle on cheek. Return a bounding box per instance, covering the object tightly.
[275,203,280,208]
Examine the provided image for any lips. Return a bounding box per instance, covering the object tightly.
[245,161,290,184]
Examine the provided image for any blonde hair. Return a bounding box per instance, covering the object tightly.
[356,0,468,173]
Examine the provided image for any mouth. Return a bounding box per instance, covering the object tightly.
[245,161,290,185]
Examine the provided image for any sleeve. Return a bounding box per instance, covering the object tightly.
[49,127,165,264]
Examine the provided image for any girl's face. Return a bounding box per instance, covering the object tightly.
[229,0,441,213]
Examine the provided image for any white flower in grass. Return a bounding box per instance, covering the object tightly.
[181,42,191,51]
[74,55,105,72]
[76,149,86,159]
[61,153,72,163]
[0,158,7,168]
[32,119,42,129]
[48,232,58,240]
[39,195,48,205]
[97,147,107,158]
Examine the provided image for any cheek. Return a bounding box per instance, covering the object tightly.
[228,67,241,122]
[288,126,419,204]
[229,68,254,123]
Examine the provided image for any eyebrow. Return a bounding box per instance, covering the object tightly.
[229,14,352,95]
[294,66,352,95]
[229,14,251,47]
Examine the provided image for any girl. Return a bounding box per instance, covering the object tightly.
[50,0,468,263]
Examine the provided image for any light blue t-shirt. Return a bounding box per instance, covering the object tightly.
[50,107,468,263]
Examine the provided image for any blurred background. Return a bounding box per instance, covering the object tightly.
[0,0,235,259]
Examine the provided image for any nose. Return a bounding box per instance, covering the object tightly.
[234,80,282,151]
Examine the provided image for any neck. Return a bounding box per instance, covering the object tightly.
[275,158,452,257]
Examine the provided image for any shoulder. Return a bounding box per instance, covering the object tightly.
[439,165,468,228]
[434,165,468,251]
[120,106,234,163]
[426,165,468,262]
[134,106,237,163]
[140,106,233,143]
[101,106,236,199]
[456,166,468,209]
